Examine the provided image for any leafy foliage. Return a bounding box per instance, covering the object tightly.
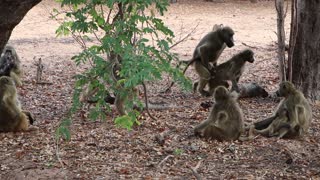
[53,0,190,139]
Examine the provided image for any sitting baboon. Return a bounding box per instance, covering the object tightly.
[249,108,290,137]
[249,81,312,139]
[0,76,35,132]
[0,45,23,86]
[194,86,244,141]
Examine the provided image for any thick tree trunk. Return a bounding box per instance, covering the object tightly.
[0,0,42,53]
[289,0,320,101]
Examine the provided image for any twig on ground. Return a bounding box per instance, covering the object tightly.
[155,130,173,145]
[36,82,53,85]
[55,139,65,169]
[189,159,203,180]
[157,155,174,169]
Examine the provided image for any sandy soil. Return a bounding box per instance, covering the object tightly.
[1,0,319,179]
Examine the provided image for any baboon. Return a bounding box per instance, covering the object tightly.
[0,76,35,132]
[108,54,156,119]
[165,25,234,93]
[0,45,23,86]
[194,86,244,141]
[193,79,228,95]
[249,81,312,139]
[249,108,290,137]
[184,25,234,77]
[212,49,254,93]
[238,82,268,98]
[194,49,254,96]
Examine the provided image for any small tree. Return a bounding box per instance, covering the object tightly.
[54,0,190,138]
[275,0,287,82]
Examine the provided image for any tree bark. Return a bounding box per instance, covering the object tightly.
[289,0,320,100]
[0,0,42,53]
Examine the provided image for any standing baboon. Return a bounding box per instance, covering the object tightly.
[184,24,233,73]
[0,76,35,132]
[249,81,312,139]
[194,86,244,141]
[0,45,22,86]
[185,25,234,80]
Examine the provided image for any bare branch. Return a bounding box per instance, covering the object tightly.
[169,22,199,49]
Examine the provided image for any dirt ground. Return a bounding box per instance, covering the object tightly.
[1,0,320,179]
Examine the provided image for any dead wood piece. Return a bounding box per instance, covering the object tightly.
[189,160,203,180]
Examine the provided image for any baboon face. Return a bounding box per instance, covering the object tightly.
[221,27,234,48]
[244,49,255,63]
[4,51,14,63]
[0,77,15,96]
[1,48,16,68]
[214,86,229,101]
[0,76,14,85]
[276,81,294,97]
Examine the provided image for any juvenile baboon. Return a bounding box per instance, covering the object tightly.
[194,86,244,141]
[193,79,228,95]
[0,45,22,86]
[249,108,290,137]
[238,82,268,98]
[79,52,119,104]
[194,49,254,96]
[213,49,254,92]
[249,81,312,139]
[0,76,35,132]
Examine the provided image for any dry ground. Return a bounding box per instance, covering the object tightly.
[1,0,320,179]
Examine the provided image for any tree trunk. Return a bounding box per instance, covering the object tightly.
[275,0,286,82]
[289,0,320,101]
[0,0,42,53]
